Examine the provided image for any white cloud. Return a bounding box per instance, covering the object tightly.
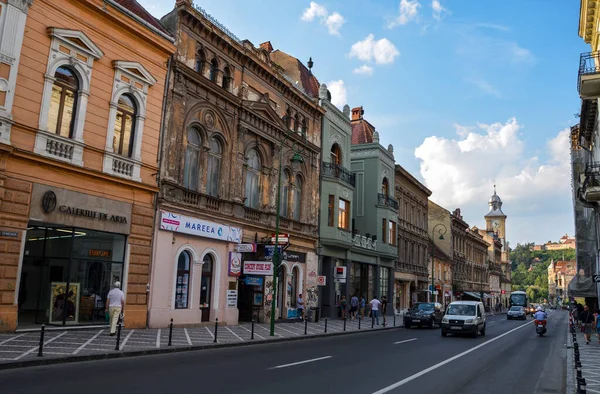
[465,78,501,98]
[414,118,572,244]
[475,23,510,32]
[327,80,347,108]
[301,2,345,35]
[431,0,448,21]
[349,34,400,65]
[301,2,328,21]
[388,0,421,28]
[353,65,374,76]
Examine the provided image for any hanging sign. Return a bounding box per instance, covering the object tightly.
[243,261,273,276]
[228,252,242,277]
[317,276,327,286]
[334,266,347,283]
[234,244,256,253]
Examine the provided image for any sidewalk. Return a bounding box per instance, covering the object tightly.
[0,316,403,370]
[566,322,600,393]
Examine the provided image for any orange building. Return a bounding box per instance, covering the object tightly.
[0,0,174,331]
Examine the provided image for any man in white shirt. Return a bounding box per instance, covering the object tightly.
[105,281,125,336]
[370,296,381,325]
[297,294,305,320]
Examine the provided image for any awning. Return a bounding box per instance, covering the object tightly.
[464,291,493,300]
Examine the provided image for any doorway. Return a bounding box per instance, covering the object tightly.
[200,254,214,321]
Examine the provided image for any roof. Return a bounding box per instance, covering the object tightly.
[350,107,378,144]
[114,0,170,35]
[269,49,320,97]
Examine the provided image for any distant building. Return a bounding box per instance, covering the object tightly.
[548,260,576,306]
[530,234,576,251]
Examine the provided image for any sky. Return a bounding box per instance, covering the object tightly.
[138,0,587,247]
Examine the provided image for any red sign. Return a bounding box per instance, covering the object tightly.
[243,261,273,276]
[271,233,289,245]
[501,290,506,294]
[317,276,326,286]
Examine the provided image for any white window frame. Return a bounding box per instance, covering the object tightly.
[35,28,103,166]
[103,61,156,182]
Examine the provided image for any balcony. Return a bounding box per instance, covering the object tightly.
[579,52,600,98]
[582,162,600,202]
[377,193,399,210]
[322,162,356,187]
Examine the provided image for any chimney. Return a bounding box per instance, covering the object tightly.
[176,0,192,6]
[351,106,364,121]
[259,41,273,53]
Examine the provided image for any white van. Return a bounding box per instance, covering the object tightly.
[441,301,486,338]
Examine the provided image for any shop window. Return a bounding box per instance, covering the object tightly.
[280,170,290,217]
[328,195,334,227]
[379,267,389,299]
[175,251,191,309]
[184,127,202,191]
[244,149,261,209]
[293,175,302,221]
[389,220,397,246]
[47,66,79,138]
[112,94,137,158]
[338,198,350,230]
[206,137,222,197]
[291,266,300,307]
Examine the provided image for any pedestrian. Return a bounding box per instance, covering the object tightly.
[581,304,595,344]
[369,295,381,325]
[381,296,388,327]
[577,303,584,327]
[350,294,359,320]
[297,293,305,320]
[340,295,348,319]
[595,309,600,344]
[359,296,366,319]
[105,281,124,336]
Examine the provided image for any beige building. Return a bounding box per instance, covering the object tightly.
[428,201,454,306]
[548,260,576,306]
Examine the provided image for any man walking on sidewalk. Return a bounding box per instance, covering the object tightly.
[106,281,124,336]
[370,295,381,325]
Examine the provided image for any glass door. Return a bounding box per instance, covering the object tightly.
[200,254,214,321]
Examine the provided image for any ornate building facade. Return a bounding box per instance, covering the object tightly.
[149,0,323,327]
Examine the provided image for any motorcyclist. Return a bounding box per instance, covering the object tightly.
[533,306,547,326]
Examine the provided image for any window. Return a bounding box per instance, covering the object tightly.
[245,149,261,209]
[209,58,218,82]
[389,221,397,246]
[330,144,341,165]
[285,106,292,129]
[382,178,389,196]
[222,67,231,90]
[206,137,222,197]
[47,66,79,138]
[338,198,350,229]
[280,170,290,217]
[293,175,302,221]
[175,251,191,309]
[112,94,136,157]
[328,195,335,226]
[381,218,387,243]
[380,267,389,299]
[294,114,300,133]
[195,49,205,73]
[184,127,202,190]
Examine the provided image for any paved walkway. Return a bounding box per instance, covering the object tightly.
[566,320,600,393]
[0,316,402,369]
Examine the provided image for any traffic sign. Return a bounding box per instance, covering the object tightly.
[317,275,326,286]
[271,233,289,245]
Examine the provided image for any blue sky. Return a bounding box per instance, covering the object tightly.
[139,0,586,246]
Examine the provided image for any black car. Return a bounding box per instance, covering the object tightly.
[404,302,444,328]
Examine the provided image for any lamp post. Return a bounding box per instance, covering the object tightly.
[269,126,308,337]
[429,224,447,303]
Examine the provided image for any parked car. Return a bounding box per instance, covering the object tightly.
[404,302,444,328]
[441,301,486,338]
[507,306,526,320]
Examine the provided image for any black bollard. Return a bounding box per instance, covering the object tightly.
[358,316,361,330]
[325,317,328,333]
[393,314,396,327]
[168,318,173,347]
[37,324,45,357]
[343,317,347,332]
[114,322,122,351]
[214,318,219,343]
[304,318,308,335]
[577,365,582,379]
[372,316,375,329]
[251,319,255,340]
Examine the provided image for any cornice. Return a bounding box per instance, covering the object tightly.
[321,100,351,134]
[351,146,395,169]
[580,0,598,44]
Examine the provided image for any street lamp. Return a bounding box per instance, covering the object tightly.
[429,223,447,303]
[269,125,308,337]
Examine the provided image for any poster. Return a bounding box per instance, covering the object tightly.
[49,282,80,324]
[228,252,241,277]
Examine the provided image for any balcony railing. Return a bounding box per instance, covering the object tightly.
[578,52,600,95]
[377,193,399,210]
[322,162,355,187]
[582,161,600,202]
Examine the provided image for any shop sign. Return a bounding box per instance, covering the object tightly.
[0,231,18,238]
[226,290,238,307]
[228,252,242,277]
[271,233,289,245]
[245,276,264,286]
[317,276,326,286]
[89,249,112,258]
[160,211,242,243]
[334,266,347,283]
[243,261,273,276]
[234,243,256,253]
[264,246,306,263]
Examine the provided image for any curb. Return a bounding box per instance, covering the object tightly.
[0,324,403,371]
[565,323,575,394]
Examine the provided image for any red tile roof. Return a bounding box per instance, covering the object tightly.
[114,0,169,35]
[350,106,376,144]
[269,49,320,97]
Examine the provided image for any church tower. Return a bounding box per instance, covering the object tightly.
[484,185,507,256]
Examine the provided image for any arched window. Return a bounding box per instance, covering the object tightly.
[293,175,303,221]
[184,127,202,191]
[382,177,389,196]
[206,137,222,197]
[222,67,231,91]
[330,144,341,165]
[280,170,290,217]
[112,94,137,157]
[294,113,300,133]
[244,149,261,209]
[47,66,79,138]
[200,254,214,321]
[209,58,218,82]
[195,49,205,73]
[175,251,191,309]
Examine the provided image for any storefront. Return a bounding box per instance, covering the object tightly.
[148,210,243,328]
[17,184,132,327]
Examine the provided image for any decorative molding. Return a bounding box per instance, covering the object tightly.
[321,100,351,135]
[351,147,395,169]
[7,0,33,13]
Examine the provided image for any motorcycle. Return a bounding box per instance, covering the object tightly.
[534,319,547,336]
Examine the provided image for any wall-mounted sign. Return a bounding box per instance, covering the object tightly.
[317,276,326,286]
[226,290,238,307]
[234,244,256,253]
[243,261,273,276]
[334,266,347,283]
[89,249,111,258]
[264,246,306,263]
[245,276,264,286]
[228,252,242,277]
[160,211,242,243]
[271,233,289,245]
[0,231,18,238]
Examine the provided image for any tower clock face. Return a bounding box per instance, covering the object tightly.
[492,219,500,229]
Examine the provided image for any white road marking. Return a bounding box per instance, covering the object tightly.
[156,329,161,348]
[72,329,104,354]
[184,328,192,345]
[239,324,265,340]
[205,326,216,342]
[275,325,301,336]
[118,330,135,350]
[14,331,68,360]
[0,334,25,346]
[269,356,332,369]
[226,326,244,341]
[394,338,418,345]
[372,320,533,394]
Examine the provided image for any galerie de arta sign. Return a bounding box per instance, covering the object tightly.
[160,211,242,243]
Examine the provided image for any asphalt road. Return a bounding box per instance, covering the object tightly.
[0,310,567,394]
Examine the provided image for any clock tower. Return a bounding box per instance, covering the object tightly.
[485,185,507,253]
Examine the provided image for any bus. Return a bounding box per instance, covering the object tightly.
[509,291,528,309]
